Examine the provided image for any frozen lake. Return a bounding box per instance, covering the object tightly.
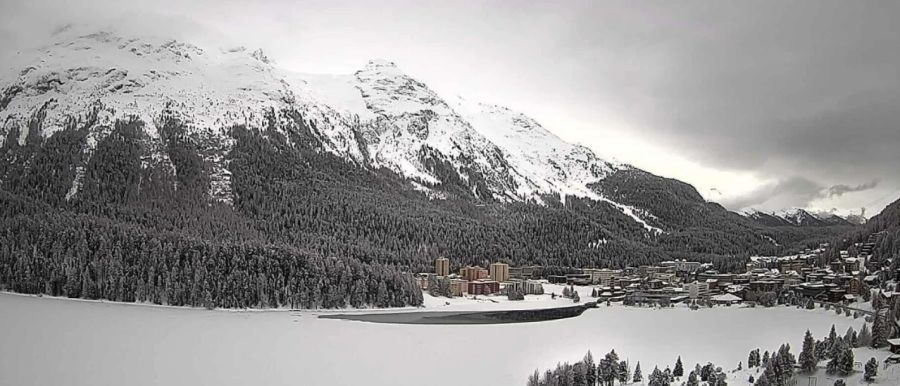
[0,292,864,386]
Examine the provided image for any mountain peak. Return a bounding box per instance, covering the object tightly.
[365,58,397,68]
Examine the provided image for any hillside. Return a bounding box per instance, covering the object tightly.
[831,197,900,263]
[0,29,856,308]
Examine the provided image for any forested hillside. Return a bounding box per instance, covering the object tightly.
[829,197,900,262]
[0,101,859,309]
[0,29,860,308]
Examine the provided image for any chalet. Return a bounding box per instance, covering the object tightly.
[711,293,742,305]
[888,338,900,354]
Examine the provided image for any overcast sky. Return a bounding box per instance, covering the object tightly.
[2,0,898,217]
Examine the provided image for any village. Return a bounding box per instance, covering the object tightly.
[416,234,896,310]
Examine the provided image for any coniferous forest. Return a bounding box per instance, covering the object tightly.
[0,106,862,309]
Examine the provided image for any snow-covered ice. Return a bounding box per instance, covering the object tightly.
[0,291,881,386]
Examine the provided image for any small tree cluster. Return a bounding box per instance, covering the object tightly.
[748,348,761,368]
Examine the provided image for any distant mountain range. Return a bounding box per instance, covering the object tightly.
[740,208,863,227]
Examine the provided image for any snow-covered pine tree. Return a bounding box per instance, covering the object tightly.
[843,326,855,345]
[700,363,714,382]
[633,361,643,383]
[828,336,844,360]
[864,357,878,382]
[648,366,668,386]
[673,356,684,377]
[858,323,872,347]
[618,360,629,384]
[583,351,596,386]
[604,350,620,384]
[828,324,838,345]
[686,371,699,386]
[838,343,854,376]
[799,330,818,373]
[754,369,771,386]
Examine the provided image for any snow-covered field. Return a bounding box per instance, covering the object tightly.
[1,290,886,386]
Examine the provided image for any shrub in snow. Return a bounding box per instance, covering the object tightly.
[864,357,878,382]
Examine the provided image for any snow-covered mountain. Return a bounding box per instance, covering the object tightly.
[740,208,854,227]
[0,29,660,228]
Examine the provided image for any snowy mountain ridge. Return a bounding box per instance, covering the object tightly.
[0,29,658,230]
[740,207,855,227]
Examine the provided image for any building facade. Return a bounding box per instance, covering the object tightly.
[460,266,489,282]
[685,281,711,299]
[468,280,500,295]
[435,257,450,277]
[490,262,510,283]
[449,279,468,297]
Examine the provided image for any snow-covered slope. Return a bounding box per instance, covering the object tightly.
[454,97,620,199]
[0,28,658,229]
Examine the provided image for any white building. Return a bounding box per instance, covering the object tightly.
[685,281,711,299]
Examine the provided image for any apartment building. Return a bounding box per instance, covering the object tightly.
[435,257,450,277]
[490,262,510,282]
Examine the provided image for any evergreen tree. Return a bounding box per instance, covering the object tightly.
[602,349,621,385]
[762,351,770,366]
[864,357,878,382]
[583,351,596,386]
[826,340,854,376]
[858,323,873,347]
[872,309,889,348]
[838,343,854,376]
[618,361,629,384]
[843,326,856,346]
[700,363,714,382]
[833,380,845,386]
[713,371,728,386]
[686,371,699,386]
[633,362,642,383]
[799,330,818,373]
[648,366,668,386]
[828,324,838,347]
[527,370,540,386]
[673,356,684,377]
[749,349,760,368]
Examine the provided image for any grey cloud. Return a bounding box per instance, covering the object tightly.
[721,177,881,212]
[719,177,824,211]
[824,180,879,198]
